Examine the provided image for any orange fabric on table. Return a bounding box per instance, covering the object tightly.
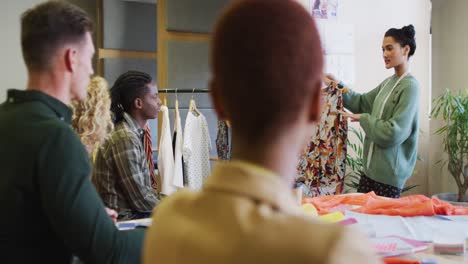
[353,195,435,216]
[432,196,468,215]
[303,192,468,216]
[303,192,380,215]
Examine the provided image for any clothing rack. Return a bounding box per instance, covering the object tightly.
[159,88,210,93]
[154,88,221,162]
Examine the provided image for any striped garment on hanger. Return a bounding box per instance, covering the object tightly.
[144,123,158,190]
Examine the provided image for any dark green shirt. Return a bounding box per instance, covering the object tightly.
[0,90,145,263]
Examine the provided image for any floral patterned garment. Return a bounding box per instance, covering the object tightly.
[297,82,348,197]
[216,120,232,160]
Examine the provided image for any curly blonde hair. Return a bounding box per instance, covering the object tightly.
[72,76,114,155]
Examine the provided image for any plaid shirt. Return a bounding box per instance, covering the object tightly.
[92,113,159,219]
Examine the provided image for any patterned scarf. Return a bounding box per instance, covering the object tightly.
[144,123,158,190]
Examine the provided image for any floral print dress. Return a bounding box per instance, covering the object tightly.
[297,82,348,197]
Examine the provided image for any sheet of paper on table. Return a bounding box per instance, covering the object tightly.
[345,211,468,242]
[116,218,153,230]
[371,236,428,257]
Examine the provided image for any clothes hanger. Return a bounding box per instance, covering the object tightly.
[321,78,349,94]
[188,90,193,112]
[175,88,179,115]
[189,88,201,116]
[175,88,179,111]
[163,88,168,106]
[173,88,180,133]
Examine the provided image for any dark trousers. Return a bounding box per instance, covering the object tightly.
[357,175,402,198]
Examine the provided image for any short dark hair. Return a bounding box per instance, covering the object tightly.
[211,0,323,141]
[385,24,416,58]
[21,1,93,71]
[110,71,153,124]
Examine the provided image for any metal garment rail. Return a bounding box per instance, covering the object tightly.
[158,88,210,93]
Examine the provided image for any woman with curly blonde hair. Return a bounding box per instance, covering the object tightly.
[72,76,114,161]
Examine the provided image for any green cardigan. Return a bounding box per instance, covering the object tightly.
[343,74,420,188]
[0,90,144,263]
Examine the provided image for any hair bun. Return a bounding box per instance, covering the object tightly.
[402,24,415,39]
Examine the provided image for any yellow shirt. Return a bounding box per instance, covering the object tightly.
[143,160,381,264]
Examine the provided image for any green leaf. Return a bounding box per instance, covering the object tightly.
[402,184,418,193]
[434,126,448,135]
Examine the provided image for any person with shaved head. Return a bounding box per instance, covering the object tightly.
[143,1,381,263]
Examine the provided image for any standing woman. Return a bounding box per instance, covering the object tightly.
[327,25,420,198]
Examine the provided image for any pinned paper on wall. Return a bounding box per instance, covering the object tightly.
[322,22,354,54]
[295,0,339,20]
[316,21,355,84]
[312,0,339,19]
[325,54,355,85]
[296,1,354,84]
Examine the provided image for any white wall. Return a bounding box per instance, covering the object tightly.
[337,0,432,195]
[0,1,42,102]
[0,0,98,103]
[430,0,468,195]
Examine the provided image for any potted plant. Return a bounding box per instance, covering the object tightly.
[345,127,365,191]
[431,89,468,203]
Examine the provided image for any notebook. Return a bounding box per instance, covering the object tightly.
[116,218,152,230]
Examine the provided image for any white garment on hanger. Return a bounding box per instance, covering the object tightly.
[173,107,184,189]
[183,111,211,191]
[158,105,177,195]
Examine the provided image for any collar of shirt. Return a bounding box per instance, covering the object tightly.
[122,112,145,140]
[6,89,72,123]
[203,160,300,214]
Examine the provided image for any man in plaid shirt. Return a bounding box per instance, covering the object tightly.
[93,71,161,220]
